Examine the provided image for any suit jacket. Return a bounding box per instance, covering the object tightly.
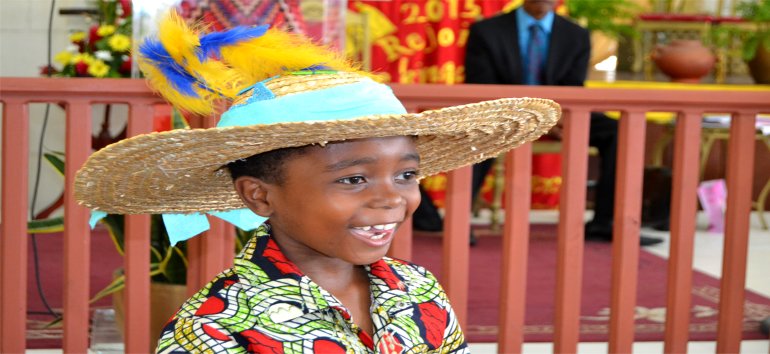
[465,10,590,86]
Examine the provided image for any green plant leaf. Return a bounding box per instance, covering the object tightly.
[171,108,190,130]
[102,214,125,255]
[90,273,126,304]
[44,317,63,329]
[744,36,760,61]
[43,152,65,176]
[28,216,64,234]
[565,0,641,39]
[174,246,188,268]
[89,264,162,304]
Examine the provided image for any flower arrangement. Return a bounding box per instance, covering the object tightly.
[47,0,133,78]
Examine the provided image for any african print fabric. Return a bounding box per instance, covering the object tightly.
[156,224,468,353]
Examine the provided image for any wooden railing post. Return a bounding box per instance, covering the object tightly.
[554,107,591,354]
[608,109,647,353]
[716,112,757,353]
[388,220,413,261]
[203,217,228,282]
[497,144,532,354]
[663,110,703,354]
[186,237,203,296]
[123,102,154,352]
[0,99,29,353]
[442,165,472,330]
[62,100,93,352]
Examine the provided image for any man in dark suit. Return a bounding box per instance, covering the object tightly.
[462,0,662,246]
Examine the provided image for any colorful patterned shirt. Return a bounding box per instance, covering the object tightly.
[156,225,468,353]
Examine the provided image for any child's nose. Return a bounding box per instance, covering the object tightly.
[370,183,406,209]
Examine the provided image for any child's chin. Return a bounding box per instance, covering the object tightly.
[351,250,390,265]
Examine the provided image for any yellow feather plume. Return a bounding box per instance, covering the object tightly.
[138,10,368,115]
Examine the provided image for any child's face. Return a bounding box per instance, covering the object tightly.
[242,136,421,265]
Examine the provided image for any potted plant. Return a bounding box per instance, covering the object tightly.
[46,0,133,78]
[712,0,770,83]
[564,0,641,39]
[736,0,770,83]
[562,0,642,66]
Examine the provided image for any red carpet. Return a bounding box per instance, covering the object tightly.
[412,224,770,342]
[26,228,122,349]
[25,225,770,347]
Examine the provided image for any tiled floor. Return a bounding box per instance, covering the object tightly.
[27,211,770,353]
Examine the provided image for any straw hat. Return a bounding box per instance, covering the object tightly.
[73,13,561,216]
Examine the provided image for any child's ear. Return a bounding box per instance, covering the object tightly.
[234,176,273,217]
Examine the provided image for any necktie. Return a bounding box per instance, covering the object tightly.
[526,24,545,85]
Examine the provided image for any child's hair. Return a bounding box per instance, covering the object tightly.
[226,145,310,184]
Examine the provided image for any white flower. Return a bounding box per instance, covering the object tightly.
[95,50,114,61]
[66,44,79,53]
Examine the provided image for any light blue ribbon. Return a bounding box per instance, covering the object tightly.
[209,209,267,232]
[161,213,212,245]
[89,210,108,229]
[89,208,266,246]
[219,79,407,127]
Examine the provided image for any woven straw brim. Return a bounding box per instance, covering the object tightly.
[74,97,560,214]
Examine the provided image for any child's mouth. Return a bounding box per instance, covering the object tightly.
[350,223,397,244]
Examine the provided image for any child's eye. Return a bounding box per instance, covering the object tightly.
[337,176,367,185]
[396,170,419,181]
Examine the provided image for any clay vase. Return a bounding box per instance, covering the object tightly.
[652,40,716,83]
[747,42,770,84]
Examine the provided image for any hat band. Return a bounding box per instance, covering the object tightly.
[218,79,408,128]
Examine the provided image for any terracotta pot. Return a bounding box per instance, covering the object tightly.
[747,42,770,84]
[652,40,715,83]
[113,281,187,352]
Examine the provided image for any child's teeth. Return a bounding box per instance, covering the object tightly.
[373,223,396,230]
[360,226,371,231]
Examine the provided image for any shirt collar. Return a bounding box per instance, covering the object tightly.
[236,224,413,319]
[516,7,554,34]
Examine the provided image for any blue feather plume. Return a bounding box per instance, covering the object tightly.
[139,38,199,97]
[198,25,269,60]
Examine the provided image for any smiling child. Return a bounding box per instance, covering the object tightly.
[74,11,560,353]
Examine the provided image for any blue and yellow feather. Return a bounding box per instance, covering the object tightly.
[137,10,362,115]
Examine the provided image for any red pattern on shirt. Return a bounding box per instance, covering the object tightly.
[195,296,225,316]
[262,239,302,276]
[358,331,375,349]
[377,333,404,354]
[369,260,405,290]
[202,323,231,341]
[313,339,347,353]
[417,302,447,348]
[241,329,284,354]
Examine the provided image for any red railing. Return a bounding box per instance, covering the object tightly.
[1,77,768,353]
